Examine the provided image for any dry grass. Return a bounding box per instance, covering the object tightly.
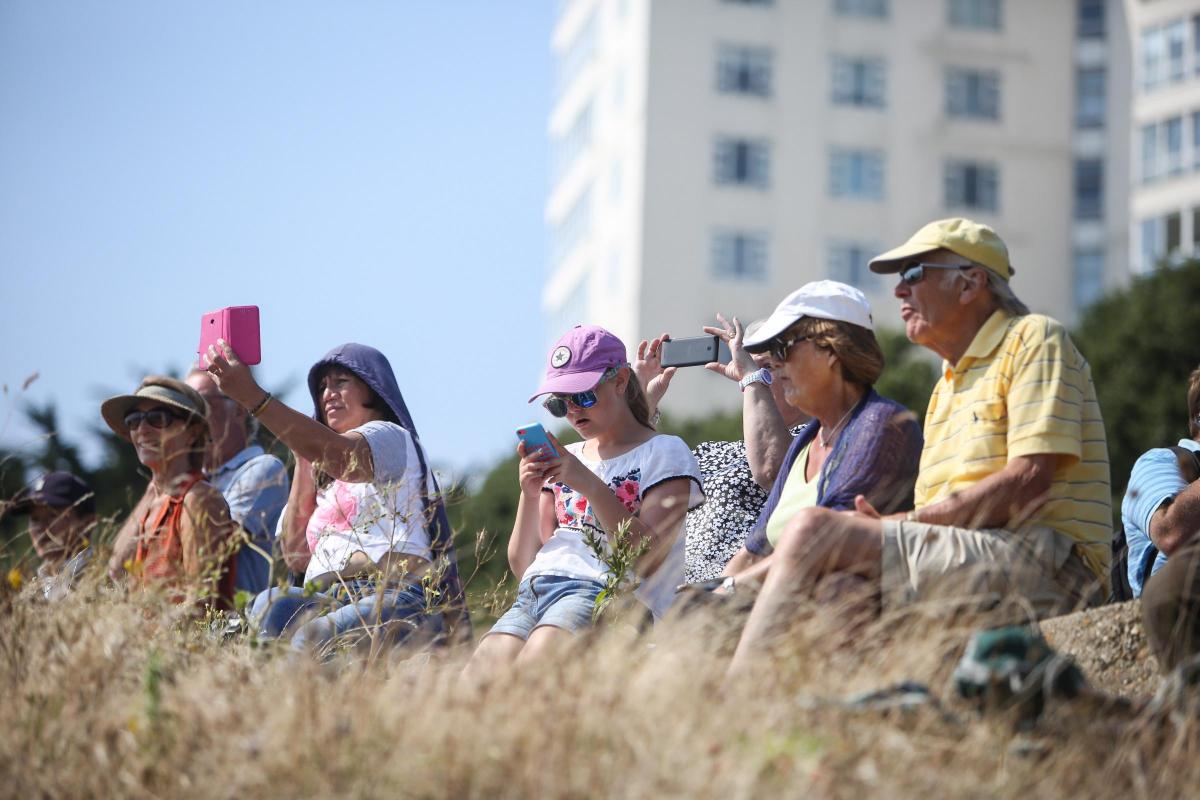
[3,564,1200,799]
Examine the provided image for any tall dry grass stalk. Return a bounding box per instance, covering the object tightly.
[2,557,1200,797]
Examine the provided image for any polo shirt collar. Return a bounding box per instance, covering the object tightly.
[943,310,1014,379]
[211,444,265,478]
[1178,439,1200,453]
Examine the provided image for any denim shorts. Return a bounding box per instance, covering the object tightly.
[487,574,606,640]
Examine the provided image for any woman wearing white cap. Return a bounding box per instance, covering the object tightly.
[640,282,922,622]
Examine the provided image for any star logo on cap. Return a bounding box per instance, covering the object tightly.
[551,346,572,368]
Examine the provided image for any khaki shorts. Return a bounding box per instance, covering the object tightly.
[880,521,1100,619]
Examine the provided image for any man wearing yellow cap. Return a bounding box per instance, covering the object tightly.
[728,219,1111,671]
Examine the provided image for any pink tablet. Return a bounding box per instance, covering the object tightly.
[198,306,261,368]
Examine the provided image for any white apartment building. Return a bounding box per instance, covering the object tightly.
[545,0,1130,419]
[1124,0,1200,272]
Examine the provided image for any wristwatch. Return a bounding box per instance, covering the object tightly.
[721,576,737,595]
[739,368,773,392]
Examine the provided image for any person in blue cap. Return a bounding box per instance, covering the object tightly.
[8,471,97,600]
[204,340,469,654]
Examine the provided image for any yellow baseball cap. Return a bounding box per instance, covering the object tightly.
[868,218,1013,281]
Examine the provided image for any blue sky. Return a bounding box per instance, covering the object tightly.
[0,1,553,481]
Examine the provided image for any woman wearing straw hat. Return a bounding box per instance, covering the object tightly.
[103,376,237,608]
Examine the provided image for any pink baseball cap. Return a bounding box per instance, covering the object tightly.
[529,325,628,401]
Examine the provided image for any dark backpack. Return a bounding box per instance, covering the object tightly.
[1109,445,1200,603]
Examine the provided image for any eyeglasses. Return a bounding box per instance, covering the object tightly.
[768,334,812,364]
[899,262,971,286]
[124,407,187,431]
[542,368,620,418]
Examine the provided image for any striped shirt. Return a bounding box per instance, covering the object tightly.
[1121,439,1200,597]
[915,311,1112,581]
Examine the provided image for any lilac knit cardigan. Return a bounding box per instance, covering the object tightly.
[744,388,923,556]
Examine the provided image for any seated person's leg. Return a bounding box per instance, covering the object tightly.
[291,581,440,654]
[729,508,883,673]
[1142,540,1200,672]
[251,586,323,639]
[880,520,1089,618]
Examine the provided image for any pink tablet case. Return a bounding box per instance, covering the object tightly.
[198,305,261,367]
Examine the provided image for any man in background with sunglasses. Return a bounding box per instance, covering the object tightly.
[733,218,1110,648]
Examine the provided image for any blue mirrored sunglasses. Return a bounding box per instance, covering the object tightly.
[542,367,620,418]
[899,262,971,286]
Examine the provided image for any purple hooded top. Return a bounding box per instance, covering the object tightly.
[307,343,471,642]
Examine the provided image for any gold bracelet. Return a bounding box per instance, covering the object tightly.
[249,392,273,417]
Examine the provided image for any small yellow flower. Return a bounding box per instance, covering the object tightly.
[6,568,23,591]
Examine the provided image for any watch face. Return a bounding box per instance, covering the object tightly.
[760,368,773,385]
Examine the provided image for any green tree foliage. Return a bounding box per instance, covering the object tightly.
[874,327,938,423]
[1073,261,1200,498]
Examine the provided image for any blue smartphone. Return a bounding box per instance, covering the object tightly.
[516,422,558,458]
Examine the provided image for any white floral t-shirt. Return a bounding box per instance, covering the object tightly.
[524,434,704,619]
[303,421,434,584]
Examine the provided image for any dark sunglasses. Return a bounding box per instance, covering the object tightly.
[124,407,188,431]
[542,367,619,418]
[899,262,971,286]
[768,333,812,364]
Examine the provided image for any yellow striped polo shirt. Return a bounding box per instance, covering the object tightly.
[915,311,1112,581]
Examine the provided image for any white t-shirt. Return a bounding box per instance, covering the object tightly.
[524,434,704,620]
[303,420,434,584]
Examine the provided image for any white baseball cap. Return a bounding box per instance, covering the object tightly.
[742,280,874,353]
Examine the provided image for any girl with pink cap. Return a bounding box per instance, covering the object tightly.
[465,325,703,675]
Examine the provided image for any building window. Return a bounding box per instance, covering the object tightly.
[827,241,881,290]
[1142,122,1159,182]
[1143,211,1185,270]
[717,45,773,97]
[1192,206,1200,250]
[1073,249,1104,311]
[712,231,769,280]
[1078,0,1105,39]
[1142,26,1164,91]
[948,0,1002,31]
[1142,21,1188,91]
[945,68,1000,120]
[1075,67,1105,128]
[1167,211,1182,255]
[831,56,886,108]
[1074,159,1103,220]
[714,137,771,188]
[1143,117,1187,182]
[1166,116,1184,175]
[1140,217,1160,272]
[1194,15,1200,76]
[829,149,885,200]
[723,0,774,5]
[944,160,998,211]
[1168,20,1187,83]
[1193,111,1200,169]
[834,0,887,19]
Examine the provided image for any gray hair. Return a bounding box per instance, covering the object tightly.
[985,269,1029,316]
[938,264,1029,316]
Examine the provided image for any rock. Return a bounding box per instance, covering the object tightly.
[1038,601,1161,698]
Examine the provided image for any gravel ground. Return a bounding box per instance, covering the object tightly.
[1039,600,1162,698]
